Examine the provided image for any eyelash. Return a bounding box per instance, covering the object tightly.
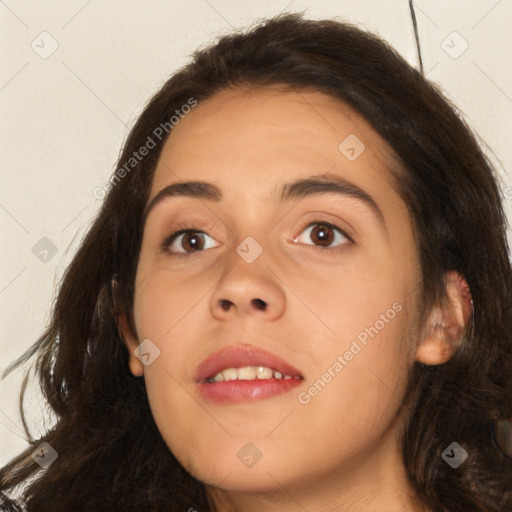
[160,219,354,257]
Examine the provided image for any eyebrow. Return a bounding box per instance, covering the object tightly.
[142,173,386,230]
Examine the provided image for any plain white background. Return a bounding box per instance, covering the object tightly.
[1,0,511,467]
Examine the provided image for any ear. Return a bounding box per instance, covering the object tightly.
[415,271,473,365]
[111,277,144,377]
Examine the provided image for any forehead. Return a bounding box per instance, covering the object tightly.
[149,87,400,199]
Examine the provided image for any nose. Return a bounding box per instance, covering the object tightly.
[209,257,286,321]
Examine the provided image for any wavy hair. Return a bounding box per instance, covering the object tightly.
[1,12,511,512]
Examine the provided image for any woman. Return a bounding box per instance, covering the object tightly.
[1,12,511,512]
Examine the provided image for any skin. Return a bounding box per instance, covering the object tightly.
[118,87,470,512]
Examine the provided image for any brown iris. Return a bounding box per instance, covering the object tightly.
[181,232,205,252]
[310,224,335,247]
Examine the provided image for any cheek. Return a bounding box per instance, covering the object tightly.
[132,269,203,342]
[300,292,410,409]
[303,324,410,419]
[291,256,408,358]
[289,264,413,448]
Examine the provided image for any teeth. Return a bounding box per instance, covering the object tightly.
[206,366,298,383]
[256,366,273,379]
[237,366,256,380]
[222,368,238,381]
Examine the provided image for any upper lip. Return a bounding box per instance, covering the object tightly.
[196,345,303,382]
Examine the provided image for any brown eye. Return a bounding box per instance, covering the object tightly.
[163,230,218,255]
[293,221,351,250]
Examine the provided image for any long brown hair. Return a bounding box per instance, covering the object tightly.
[1,13,511,512]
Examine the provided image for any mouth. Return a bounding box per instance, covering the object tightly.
[196,345,303,404]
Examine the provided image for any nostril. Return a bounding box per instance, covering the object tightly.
[252,298,267,310]
[220,299,232,311]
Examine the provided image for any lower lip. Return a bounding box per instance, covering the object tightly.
[198,378,302,404]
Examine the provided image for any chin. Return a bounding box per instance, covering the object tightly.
[199,466,289,494]
[178,445,295,494]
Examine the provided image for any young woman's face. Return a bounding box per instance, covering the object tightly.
[125,87,424,502]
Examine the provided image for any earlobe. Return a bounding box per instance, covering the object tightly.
[118,310,144,377]
[415,271,473,366]
[415,307,456,365]
[111,277,144,377]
